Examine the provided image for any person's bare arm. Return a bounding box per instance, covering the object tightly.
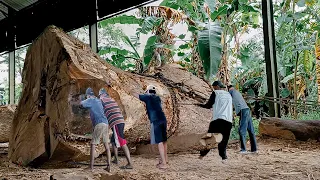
[131,92,140,99]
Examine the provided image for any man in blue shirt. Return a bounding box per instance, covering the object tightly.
[228,85,257,154]
[132,85,168,169]
[80,87,111,172]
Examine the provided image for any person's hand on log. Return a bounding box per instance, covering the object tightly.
[105,79,111,87]
[131,91,140,99]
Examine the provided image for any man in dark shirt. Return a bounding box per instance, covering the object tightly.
[132,85,168,169]
[197,81,233,161]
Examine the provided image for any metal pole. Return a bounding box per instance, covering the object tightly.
[9,51,15,104]
[262,0,280,117]
[89,23,98,53]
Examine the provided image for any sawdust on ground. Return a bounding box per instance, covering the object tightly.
[0,137,320,180]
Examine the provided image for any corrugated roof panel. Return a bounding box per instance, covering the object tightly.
[0,3,8,21]
[0,13,5,20]
[3,0,38,11]
[0,3,8,13]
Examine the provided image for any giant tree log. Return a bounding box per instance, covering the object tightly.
[259,117,320,141]
[9,26,217,166]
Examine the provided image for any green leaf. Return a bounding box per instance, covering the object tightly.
[296,0,305,7]
[205,0,216,12]
[210,5,229,21]
[179,44,189,49]
[160,0,179,9]
[303,50,311,74]
[178,34,186,39]
[122,36,140,59]
[240,4,259,13]
[239,0,248,5]
[143,36,158,65]
[99,47,129,56]
[247,89,256,103]
[188,26,198,33]
[293,12,305,20]
[99,15,143,27]
[198,22,223,79]
[178,52,185,56]
[281,72,301,83]
[280,88,290,98]
[139,17,161,34]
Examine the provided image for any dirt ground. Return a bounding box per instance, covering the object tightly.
[0,137,320,180]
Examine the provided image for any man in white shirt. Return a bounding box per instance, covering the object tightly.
[197,81,233,161]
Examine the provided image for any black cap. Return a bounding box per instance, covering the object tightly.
[212,81,226,88]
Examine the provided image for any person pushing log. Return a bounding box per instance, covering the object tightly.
[196,81,233,162]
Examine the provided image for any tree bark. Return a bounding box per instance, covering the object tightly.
[259,117,320,141]
[9,26,217,166]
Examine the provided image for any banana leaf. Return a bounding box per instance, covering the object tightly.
[198,21,222,79]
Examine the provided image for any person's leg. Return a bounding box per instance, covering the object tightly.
[121,144,132,166]
[218,120,232,160]
[247,112,258,152]
[161,122,168,164]
[157,142,167,169]
[154,123,167,169]
[239,109,249,152]
[102,124,111,172]
[90,144,95,170]
[163,141,168,164]
[112,144,118,164]
[110,127,118,164]
[89,124,104,170]
[115,123,132,167]
[199,120,220,158]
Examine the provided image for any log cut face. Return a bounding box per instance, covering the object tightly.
[259,117,320,141]
[9,26,215,166]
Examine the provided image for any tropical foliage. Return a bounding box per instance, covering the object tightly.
[2,0,320,119]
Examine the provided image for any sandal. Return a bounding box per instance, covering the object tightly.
[157,164,167,170]
[104,165,111,172]
[120,164,133,169]
[111,159,118,165]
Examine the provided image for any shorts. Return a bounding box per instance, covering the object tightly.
[91,123,109,145]
[111,123,127,148]
[150,122,167,144]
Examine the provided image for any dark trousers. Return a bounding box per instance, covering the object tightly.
[239,108,257,152]
[200,119,232,160]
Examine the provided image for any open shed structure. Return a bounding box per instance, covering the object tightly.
[0,0,280,117]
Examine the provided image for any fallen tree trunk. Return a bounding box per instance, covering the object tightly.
[9,26,215,166]
[259,117,320,141]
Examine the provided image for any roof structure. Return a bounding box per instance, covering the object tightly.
[0,0,157,53]
[0,0,38,20]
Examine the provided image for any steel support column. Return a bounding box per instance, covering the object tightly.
[9,51,15,104]
[262,0,280,117]
[89,23,98,53]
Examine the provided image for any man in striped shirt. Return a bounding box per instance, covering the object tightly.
[99,88,133,169]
